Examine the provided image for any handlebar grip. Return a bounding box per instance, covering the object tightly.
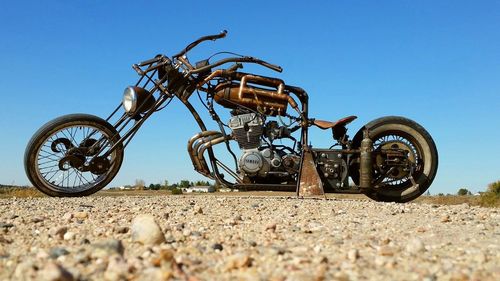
[261,61,283,73]
[137,56,161,67]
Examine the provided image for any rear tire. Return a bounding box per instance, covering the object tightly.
[351,116,438,203]
[24,114,124,197]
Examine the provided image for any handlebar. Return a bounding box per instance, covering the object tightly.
[188,56,283,75]
[173,30,228,58]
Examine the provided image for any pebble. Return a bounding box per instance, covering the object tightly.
[347,249,359,262]
[406,238,425,254]
[265,223,277,232]
[49,247,70,259]
[115,226,129,234]
[441,215,451,223]
[91,239,124,258]
[131,214,165,245]
[74,211,89,219]
[62,212,73,222]
[39,262,74,281]
[224,253,252,271]
[378,246,395,256]
[31,217,44,223]
[212,243,223,251]
[63,231,75,241]
[54,226,68,239]
[0,222,14,229]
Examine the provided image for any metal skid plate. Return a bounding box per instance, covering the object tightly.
[297,149,325,197]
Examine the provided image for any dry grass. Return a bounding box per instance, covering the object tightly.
[1,187,498,208]
[0,186,44,198]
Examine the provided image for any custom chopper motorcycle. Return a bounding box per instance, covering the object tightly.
[25,31,438,202]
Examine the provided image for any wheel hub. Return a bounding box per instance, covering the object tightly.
[376,140,416,180]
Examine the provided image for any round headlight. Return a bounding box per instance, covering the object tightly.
[123,87,138,113]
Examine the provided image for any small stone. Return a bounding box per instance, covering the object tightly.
[151,249,175,267]
[333,272,350,281]
[347,249,359,262]
[104,255,128,281]
[131,214,165,245]
[62,213,73,222]
[91,239,124,258]
[54,227,68,239]
[49,247,70,259]
[212,243,223,251]
[31,217,44,223]
[74,211,89,219]
[115,226,129,234]
[378,246,395,256]
[406,238,425,254]
[224,253,252,271]
[0,222,14,229]
[441,215,451,223]
[39,262,74,281]
[265,223,277,232]
[81,238,91,245]
[249,241,257,247]
[63,232,75,241]
[0,235,12,244]
[195,207,203,214]
[417,226,427,233]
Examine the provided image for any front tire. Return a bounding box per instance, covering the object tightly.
[351,116,438,203]
[24,114,124,197]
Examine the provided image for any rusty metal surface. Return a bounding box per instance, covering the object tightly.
[297,149,325,197]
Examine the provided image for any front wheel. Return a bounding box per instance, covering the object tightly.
[24,114,124,197]
[351,116,438,203]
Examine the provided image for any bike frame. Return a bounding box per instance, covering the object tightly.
[96,54,313,191]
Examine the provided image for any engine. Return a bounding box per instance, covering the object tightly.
[228,113,300,179]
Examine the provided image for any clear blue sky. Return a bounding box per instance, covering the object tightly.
[0,1,498,194]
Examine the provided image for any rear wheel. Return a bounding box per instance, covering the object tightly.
[24,114,124,196]
[351,116,438,203]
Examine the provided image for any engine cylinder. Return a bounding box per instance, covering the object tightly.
[228,113,264,150]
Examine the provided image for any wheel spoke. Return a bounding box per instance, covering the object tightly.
[34,123,117,193]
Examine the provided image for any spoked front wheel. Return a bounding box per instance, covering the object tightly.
[24,114,124,196]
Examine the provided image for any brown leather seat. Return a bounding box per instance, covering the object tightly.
[313,115,357,130]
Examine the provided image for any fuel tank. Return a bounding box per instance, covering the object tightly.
[213,73,290,116]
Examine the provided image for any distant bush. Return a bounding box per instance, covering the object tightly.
[457,188,472,196]
[171,188,183,195]
[480,180,500,207]
[487,180,500,195]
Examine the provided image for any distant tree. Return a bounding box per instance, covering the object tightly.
[148,183,161,190]
[179,180,190,188]
[457,188,472,196]
[437,193,444,196]
[425,190,431,196]
[135,179,145,190]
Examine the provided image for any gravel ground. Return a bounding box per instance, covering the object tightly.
[0,195,498,281]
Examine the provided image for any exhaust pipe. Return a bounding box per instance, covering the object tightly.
[359,130,373,190]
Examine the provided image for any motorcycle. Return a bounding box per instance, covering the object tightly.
[24,31,438,202]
